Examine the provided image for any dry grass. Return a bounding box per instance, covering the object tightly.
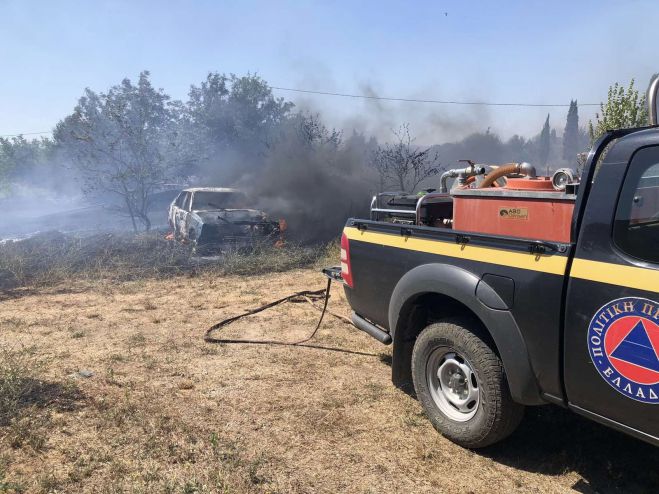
[0,345,39,427]
[0,268,657,493]
[0,231,335,292]
[0,344,84,493]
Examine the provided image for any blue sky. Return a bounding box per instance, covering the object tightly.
[1,0,657,142]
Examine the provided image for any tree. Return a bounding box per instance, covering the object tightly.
[0,136,56,194]
[182,73,294,180]
[563,100,579,163]
[0,139,12,192]
[588,79,648,142]
[295,112,342,149]
[54,71,179,231]
[538,114,551,168]
[370,124,441,193]
[504,134,535,163]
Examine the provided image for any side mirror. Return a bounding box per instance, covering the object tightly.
[648,76,659,125]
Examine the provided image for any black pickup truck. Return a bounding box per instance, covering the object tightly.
[331,88,659,448]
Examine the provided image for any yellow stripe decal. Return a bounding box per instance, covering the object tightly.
[344,227,659,291]
[343,226,568,275]
[570,258,659,292]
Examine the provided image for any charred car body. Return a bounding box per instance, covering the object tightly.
[168,188,280,252]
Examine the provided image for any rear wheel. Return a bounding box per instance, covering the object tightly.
[411,318,524,448]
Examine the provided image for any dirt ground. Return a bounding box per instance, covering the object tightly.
[1,269,658,493]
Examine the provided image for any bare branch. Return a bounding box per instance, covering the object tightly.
[369,124,441,193]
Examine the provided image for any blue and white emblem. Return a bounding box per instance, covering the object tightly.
[587,297,659,404]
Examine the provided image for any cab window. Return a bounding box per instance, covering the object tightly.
[613,147,659,264]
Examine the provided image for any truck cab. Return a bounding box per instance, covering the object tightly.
[564,129,659,444]
[332,82,659,448]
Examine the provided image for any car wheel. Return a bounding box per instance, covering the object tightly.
[411,317,524,448]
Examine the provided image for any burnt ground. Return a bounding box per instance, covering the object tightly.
[0,269,657,493]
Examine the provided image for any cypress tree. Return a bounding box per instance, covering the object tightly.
[563,100,579,163]
[539,114,551,168]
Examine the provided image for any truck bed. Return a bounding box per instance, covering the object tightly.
[343,218,572,400]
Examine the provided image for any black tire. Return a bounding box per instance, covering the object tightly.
[411,318,524,448]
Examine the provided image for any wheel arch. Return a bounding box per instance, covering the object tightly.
[388,263,544,405]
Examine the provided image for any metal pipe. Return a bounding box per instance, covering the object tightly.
[519,162,536,178]
[439,170,458,193]
[370,208,417,215]
[648,76,659,126]
[415,193,432,224]
[369,195,377,221]
[351,312,392,344]
[439,164,486,193]
[458,165,486,187]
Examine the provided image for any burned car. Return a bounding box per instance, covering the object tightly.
[168,188,280,253]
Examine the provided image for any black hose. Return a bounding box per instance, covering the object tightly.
[204,277,352,346]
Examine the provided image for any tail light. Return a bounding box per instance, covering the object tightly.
[340,232,353,288]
